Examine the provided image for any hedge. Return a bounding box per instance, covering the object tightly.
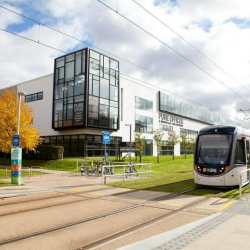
[23,145,64,160]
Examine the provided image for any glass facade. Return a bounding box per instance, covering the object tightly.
[88,50,119,130]
[53,48,119,130]
[159,92,240,126]
[53,50,86,128]
[135,96,153,112]
[135,114,153,134]
[41,134,121,157]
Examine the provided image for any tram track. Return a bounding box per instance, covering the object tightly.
[0,178,195,217]
[76,190,225,250]
[0,187,221,247]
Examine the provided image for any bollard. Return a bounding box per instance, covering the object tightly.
[239,174,242,199]
[5,168,7,179]
[41,167,43,178]
[141,164,143,179]
[28,168,30,179]
[31,167,32,177]
[77,160,78,173]
[102,165,104,184]
[123,165,125,182]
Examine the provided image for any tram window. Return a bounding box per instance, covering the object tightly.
[234,140,245,164]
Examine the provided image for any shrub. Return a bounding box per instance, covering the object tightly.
[23,145,64,160]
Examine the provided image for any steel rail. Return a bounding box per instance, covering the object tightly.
[0,187,204,246]
[75,191,225,250]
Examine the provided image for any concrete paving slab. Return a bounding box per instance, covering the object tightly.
[182,214,250,250]
[96,212,207,250]
[194,197,236,211]
[115,190,168,201]
[118,213,220,250]
[156,194,203,209]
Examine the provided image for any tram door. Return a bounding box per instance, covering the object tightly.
[246,140,250,166]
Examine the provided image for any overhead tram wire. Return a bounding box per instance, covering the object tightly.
[237,109,250,120]
[97,0,250,107]
[0,4,217,99]
[0,28,237,123]
[133,0,250,93]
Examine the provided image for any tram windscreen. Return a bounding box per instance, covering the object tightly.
[197,134,232,165]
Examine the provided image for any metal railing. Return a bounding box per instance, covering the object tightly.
[239,168,250,199]
[102,163,153,184]
[2,166,43,179]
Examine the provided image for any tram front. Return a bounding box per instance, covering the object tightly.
[194,126,235,187]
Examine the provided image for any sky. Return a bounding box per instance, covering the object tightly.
[1,0,250,127]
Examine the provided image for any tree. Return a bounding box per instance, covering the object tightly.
[180,133,189,159]
[153,129,164,163]
[134,131,146,163]
[167,131,180,160]
[0,89,40,154]
[189,138,196,153]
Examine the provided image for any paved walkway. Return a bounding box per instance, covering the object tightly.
[121,196,250,250]
[0,168,122,198]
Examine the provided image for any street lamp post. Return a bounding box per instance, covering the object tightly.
[125,124,132,165]
[11,91,26,185]
[17,92,26,135]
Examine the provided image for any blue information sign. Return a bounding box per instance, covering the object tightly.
[105,152,108,158]
[13,135,20,147]
[102,131,110,144]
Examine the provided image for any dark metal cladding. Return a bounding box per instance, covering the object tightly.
[199,125,236,135]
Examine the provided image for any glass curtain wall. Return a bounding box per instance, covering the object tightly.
[41,134,121,157]
[88,50,119,130]
[53,50,86,128]
[159,92,241,127]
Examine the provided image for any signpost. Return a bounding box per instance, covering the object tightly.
[102,131,110,165]
[13,135,19,147]
[11,148,22,185]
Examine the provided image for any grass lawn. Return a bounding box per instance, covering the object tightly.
[0,169,41,179]
[0,180,13,187]
[0,155,247,199]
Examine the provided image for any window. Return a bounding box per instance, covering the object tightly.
[161,141,173,155]
[143,139,153,156]
[87,50,119,130]
[159,125,173,131]
[135,114,153,134]
[25,92,43,103]
[180,128,198,139]
[234,140,245,164]
[180,128,197,155]
[135,97,153,112]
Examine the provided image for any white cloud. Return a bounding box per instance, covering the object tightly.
[1,0,250,126]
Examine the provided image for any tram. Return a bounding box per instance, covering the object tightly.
[194,125,250,187]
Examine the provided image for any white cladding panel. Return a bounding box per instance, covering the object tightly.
[17,74,209,156]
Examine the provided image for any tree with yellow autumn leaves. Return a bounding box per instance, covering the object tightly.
[0,89,40,153]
